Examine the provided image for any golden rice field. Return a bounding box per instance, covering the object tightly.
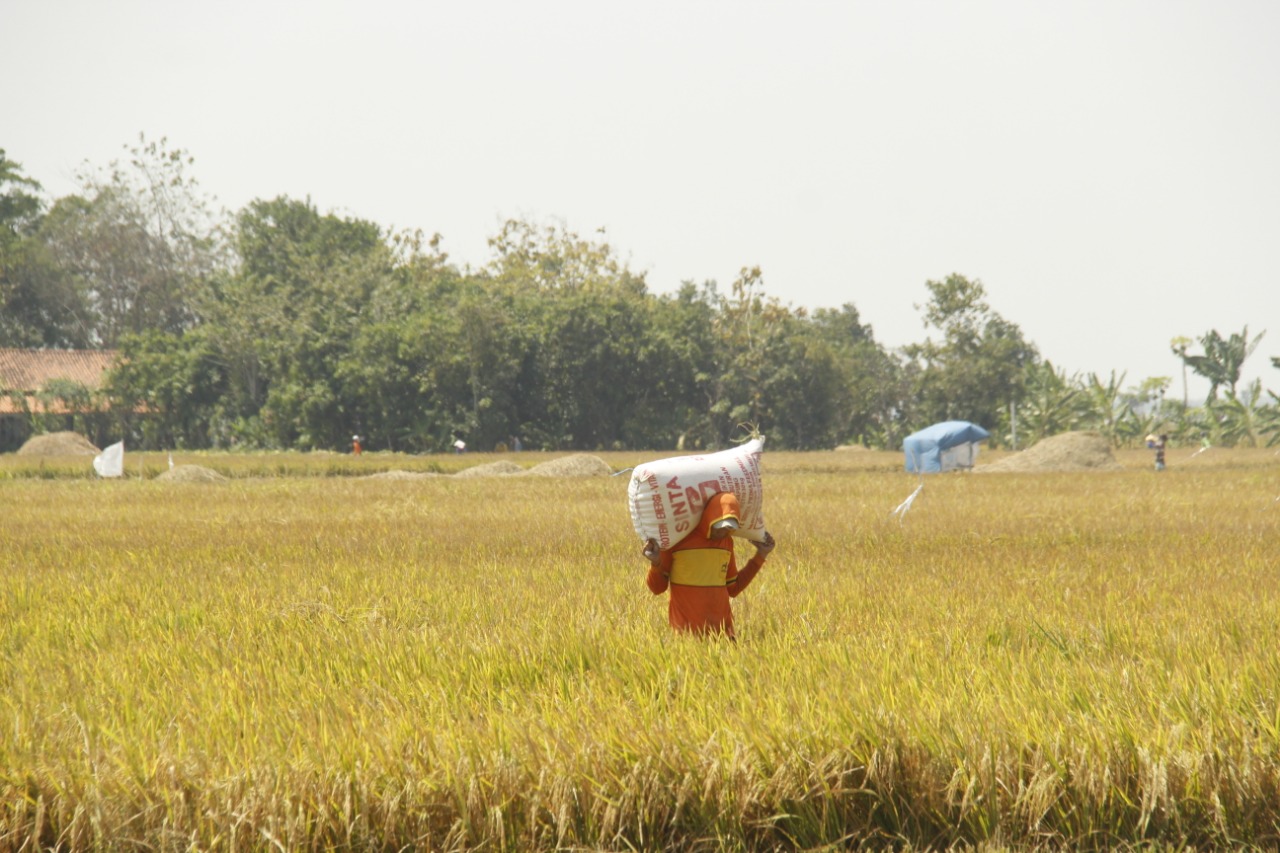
[1,447,1278,850]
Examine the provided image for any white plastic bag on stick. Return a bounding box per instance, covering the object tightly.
[628,438,766,549]
[93,441,124,478]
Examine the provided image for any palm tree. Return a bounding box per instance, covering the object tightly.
[1170,336,1193,407]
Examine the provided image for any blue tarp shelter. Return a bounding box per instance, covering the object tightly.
[903,420,990,473]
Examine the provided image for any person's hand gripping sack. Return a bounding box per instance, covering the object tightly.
[754,531,776,558]
[642,538,661,567]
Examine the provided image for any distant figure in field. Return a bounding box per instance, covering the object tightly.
[642,491,775,638]
[352,435,362,456]
[1154,434,1168,471]
[452,438,466,454]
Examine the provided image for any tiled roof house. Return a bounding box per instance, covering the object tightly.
[0,348,120,415]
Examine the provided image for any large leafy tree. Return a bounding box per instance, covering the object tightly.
[38,136,225,346]
[635,286,718,449]
[335,235,464,452]
[411,280,532,452]
[228,196,389,448]
[674,267,872,450]
[694,267,787,446]
[753,317,848,449]
[809,303,904,448]
[105,328,226,449]
[0,150,92,347]
[194,195,382,444]
[526,284,650,449]
[902,273,1038,436]
[483,218,678,450]
[0,150,40,229]
[100,193,395,450]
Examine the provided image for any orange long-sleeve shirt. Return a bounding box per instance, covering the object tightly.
[645,492,766,637]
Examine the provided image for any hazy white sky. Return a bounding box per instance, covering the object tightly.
[5,0,1278,398]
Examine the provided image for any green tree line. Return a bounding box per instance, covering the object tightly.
[3,139,1278,452]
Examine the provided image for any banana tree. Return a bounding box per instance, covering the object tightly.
[1083,370,1128,446]
[1176,326,1266,403]
[1209,379,1273,447]
[1260,390,1280,447]
[1015,361,1087,441]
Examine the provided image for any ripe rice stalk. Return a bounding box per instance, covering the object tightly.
[0,449,1278,848]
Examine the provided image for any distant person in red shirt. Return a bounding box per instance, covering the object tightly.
[642,491,775,638]
[352,435,362,456]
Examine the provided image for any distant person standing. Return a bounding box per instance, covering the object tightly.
[452,438,466,454]
[352,435,362,456]
[1154,434,1168,471]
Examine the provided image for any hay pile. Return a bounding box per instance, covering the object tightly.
[523,454,613,478]
[977,431,1121,473]
[156,464,227,483]
[453,460,524,478]
[16,431,99,456]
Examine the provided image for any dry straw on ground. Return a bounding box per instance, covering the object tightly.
[154,464,228,483]
[452,460,525,478]
[363,469,440,480]
[977,430,1122,472]
[363,455,613,480]
[522,454,613,477]
[15,431,99,456]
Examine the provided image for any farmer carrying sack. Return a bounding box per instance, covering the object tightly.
[628,438,766,550]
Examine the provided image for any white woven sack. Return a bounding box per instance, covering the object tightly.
[628,438,766,549]
[93,441,124,478]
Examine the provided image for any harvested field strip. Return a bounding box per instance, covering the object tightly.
[1,455,1278,849]
[0,451,619,481]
